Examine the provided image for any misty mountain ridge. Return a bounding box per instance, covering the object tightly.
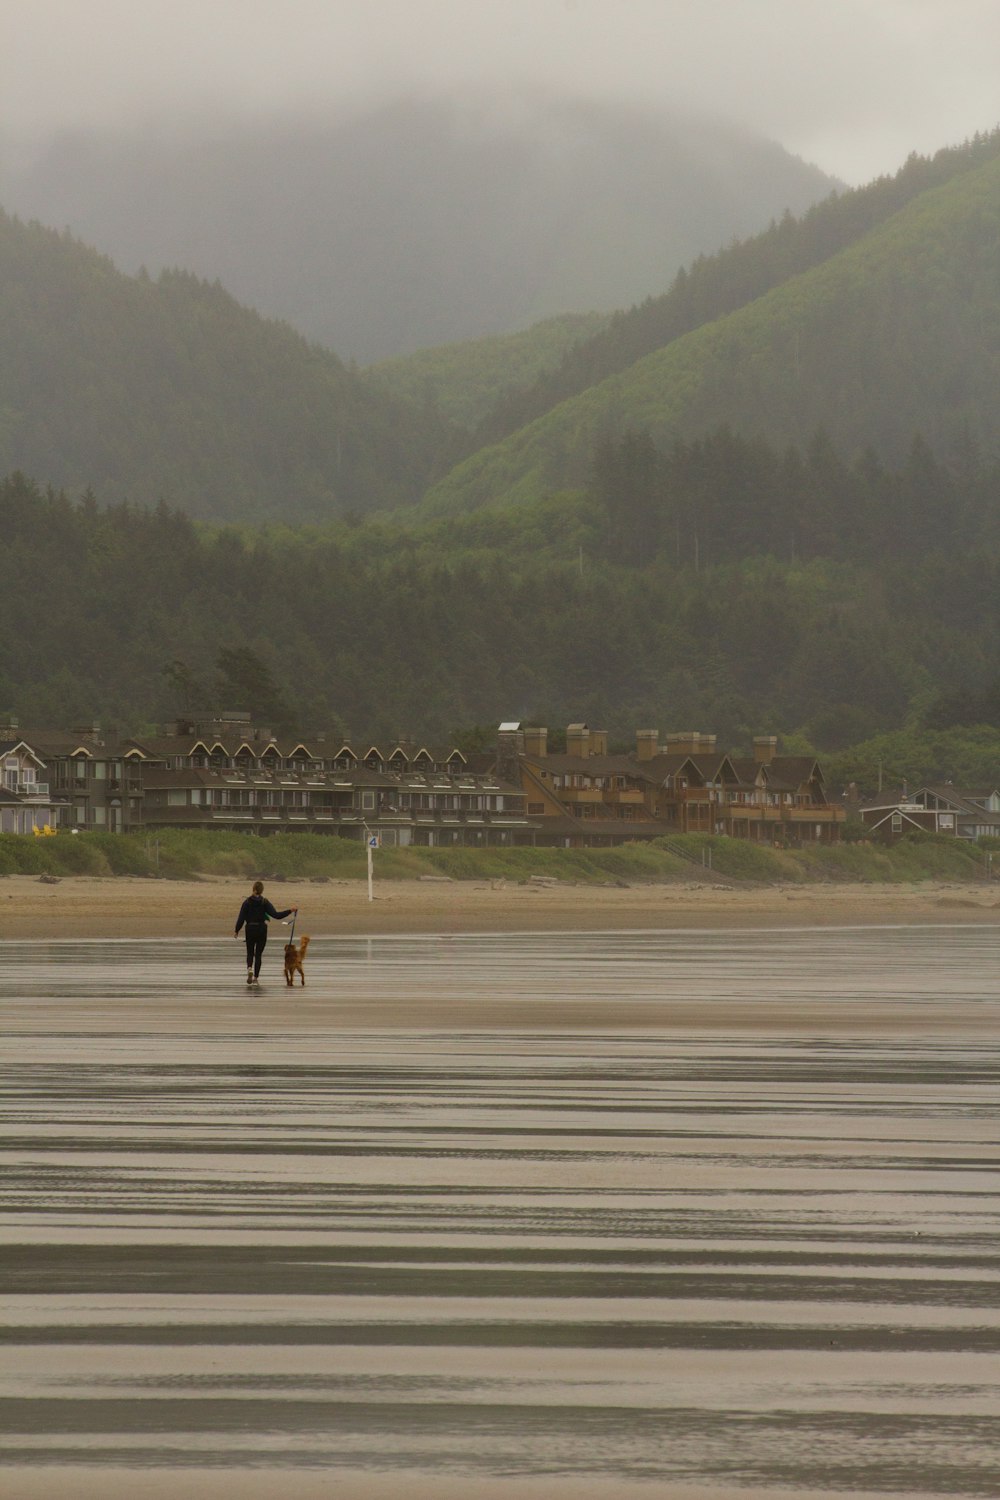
[3,124,999,531]
[7,126,1000,745]
[0,208,453,521]
[0,92,840,361]
[419,128,1000,517]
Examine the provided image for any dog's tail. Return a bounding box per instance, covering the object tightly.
[299,935,310,958]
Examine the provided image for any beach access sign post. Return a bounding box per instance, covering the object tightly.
[366,831,379,902]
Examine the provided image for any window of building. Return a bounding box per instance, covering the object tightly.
[891,812,903,832]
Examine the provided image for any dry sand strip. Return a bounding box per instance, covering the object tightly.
[2,872,999,940]
[0,1469,925,1500]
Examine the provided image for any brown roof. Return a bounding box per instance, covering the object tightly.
[768,756,823,783]
[728,758,767,786]
[528,752,645,778]
[637,752,742,784]
[9,730,132,758]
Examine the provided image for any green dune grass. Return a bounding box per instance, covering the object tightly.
[0,828,988,886]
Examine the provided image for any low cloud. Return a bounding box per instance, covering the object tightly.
[3,0,999,182]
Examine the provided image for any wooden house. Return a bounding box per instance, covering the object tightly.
[500,723,845,847]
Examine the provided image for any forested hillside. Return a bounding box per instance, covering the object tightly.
[424,136,1000,515]
[3,132,997,530]
[0,210,452,522]
[6,124,1000,793]
[368,313,609,431]
[5,440,1000,756]
[471,130,1000,448]
[1,96,838,361]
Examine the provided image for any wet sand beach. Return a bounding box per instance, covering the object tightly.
[3,924,1000,1498]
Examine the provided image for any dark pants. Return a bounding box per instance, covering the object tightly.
[244,922,267,977]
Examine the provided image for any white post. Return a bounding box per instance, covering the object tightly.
[367,833,375,902]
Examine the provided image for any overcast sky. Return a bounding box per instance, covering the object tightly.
[3,0,998,184]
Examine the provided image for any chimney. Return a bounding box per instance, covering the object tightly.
[496,722,525,783]
[566,723,590,759]
[0,713,18,737]
[73,721,101,744]
[522,726,548,759]
[589,729,608,757]
[636,729,659,761]
[665,731,702,756]
[753,735,778,765]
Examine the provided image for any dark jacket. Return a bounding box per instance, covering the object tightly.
[235,893,293,934]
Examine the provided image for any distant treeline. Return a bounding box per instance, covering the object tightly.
[590,425,1000,568]
[5,438,1000,757]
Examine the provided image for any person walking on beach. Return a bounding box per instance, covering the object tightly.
[235,880,296,986]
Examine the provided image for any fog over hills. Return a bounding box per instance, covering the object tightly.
[0,94,839,361]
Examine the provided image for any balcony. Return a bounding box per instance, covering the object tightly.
[785,804,844,822]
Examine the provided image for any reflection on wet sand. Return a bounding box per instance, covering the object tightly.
[3,929,1000,1498]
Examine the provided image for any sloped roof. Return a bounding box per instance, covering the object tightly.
[7,730,130,758]
[637,751,742,785]
[858,789,918,812]
[0,739,47,767]
[727,758,768,786]
[768,756,824,783]
[913,785,1000,824]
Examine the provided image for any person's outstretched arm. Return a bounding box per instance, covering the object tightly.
[262,899,297,922]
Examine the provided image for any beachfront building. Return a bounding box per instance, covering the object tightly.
[0,732,61,833]
[497,723,845,848]
[0,718,140,833]
[860,784,1000,843]
[123,714,529,847]
[911,785,1000,840]
[2,712,845,847]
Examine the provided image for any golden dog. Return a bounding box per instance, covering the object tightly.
[283,934,310,987]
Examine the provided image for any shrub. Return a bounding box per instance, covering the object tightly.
[45,837,111,876]
[0,838,20,875]
[0,835,48,873]
[798,842,896,883]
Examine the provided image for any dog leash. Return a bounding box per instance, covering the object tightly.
[287,909,298,945]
